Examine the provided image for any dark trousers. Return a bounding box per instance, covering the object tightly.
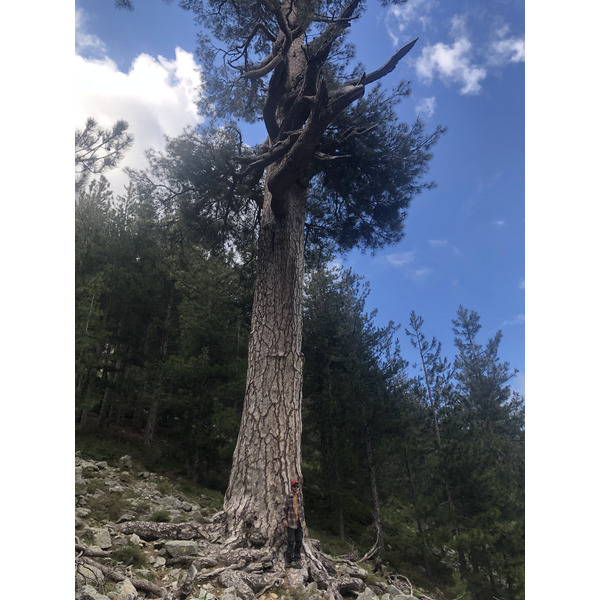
[286,526,303,562]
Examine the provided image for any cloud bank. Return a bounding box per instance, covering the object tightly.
[75,9,204,192]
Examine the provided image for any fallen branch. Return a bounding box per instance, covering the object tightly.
[115,520,210,541]
[390,573,413,597]
[79,555,165,598]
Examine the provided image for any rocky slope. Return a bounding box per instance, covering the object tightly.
[75,453,440,600]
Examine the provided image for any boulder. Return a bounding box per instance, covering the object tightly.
[75,584,111,600]
[164,540,199,558]
[113,577,137,599]
[91,527,112,549]
[76,562,105,589]
[154,556,167,567]
[338,576,366,595]
[356,588,380,600]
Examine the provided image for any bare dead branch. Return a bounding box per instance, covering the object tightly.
[359,38,419,86]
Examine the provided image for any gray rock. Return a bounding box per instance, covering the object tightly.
[338,563,368,579]
[162,496,183,509]
[75,584,111,600]
[220,587,238,600]
[97,461,109,470]
[113,577,137,599]
[76,562,105,589]
[116,513,137,523]
[76,466,86,484]
[91,527,112,549]
[356,588,380,600]
[338,576,365,595]
[119,455,133,469]
[165,540,199,558]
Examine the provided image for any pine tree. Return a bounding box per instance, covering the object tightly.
[439,306,524,600]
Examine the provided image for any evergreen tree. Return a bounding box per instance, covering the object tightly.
[405,310,453,447]
[116,0,444,556]
[179,0,444,553]
[75,117,133,193]
[302,265,406,555]
[438,306,524,600]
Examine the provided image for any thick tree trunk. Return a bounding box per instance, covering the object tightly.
[221,175,306,553]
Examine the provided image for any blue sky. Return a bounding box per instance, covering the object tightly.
[74,0,525,389]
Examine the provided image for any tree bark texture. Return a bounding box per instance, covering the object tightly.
[222,175,306,551]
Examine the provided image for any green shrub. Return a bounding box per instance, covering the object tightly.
[150,510,171,523]
[111,545,147,568]
[87,492,126,522]
[156,479,173,495]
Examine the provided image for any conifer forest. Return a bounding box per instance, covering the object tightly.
[75,156,524,600]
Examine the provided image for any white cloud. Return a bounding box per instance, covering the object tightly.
[519,278,525,290]
[386,250,415,267]
[385,250,433,282]
[75,10,204,193]
[491,220,506,226]
[488,25,525,67]
[411,267,434,282]
[416,96,436,118]
[428,238,461,257]
[385,0,437,46]
[502,314,525,327]
[413,14,523,95]
[416,35,487,95]
[75,8,107,57]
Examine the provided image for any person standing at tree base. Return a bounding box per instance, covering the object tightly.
[283,480,304,568]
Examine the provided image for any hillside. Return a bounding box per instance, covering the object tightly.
[75,452,446,600]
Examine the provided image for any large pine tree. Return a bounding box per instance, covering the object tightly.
[114,0,444,571]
